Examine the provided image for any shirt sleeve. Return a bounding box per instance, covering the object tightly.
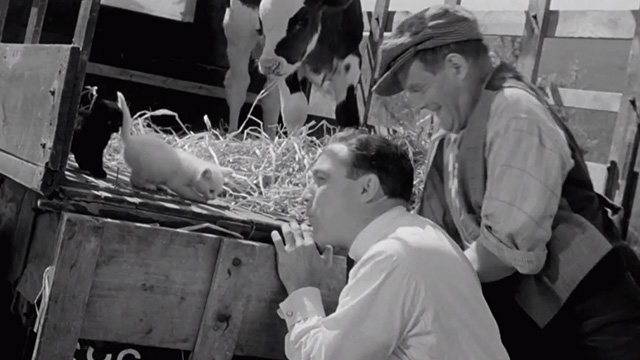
[478,92,574,275]
[277,249,415,360]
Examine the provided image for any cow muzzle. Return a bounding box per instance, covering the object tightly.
[258,57,284,77]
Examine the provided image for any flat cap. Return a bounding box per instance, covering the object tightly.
[372,4,484,97]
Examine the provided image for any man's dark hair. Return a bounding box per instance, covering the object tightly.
[328,129,414,203]
[417,39,489,72]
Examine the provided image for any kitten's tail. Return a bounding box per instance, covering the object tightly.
[116,91,132,145]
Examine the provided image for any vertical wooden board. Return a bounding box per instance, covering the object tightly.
[0,176,29,281]
[359,0,391,126]
[101,0,198,23]
[0,0,9,41]
[0,44,80,194]
[516,0,552,82]
[190,239,259,360]
[24,0,49,44]
[30,213,103,360]
[609,8,640,207]
[15,211,63,303]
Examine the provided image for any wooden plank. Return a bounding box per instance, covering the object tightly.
[0,0,9,41]
[53,0,103,182]
[365,10,638,40]
[73,217,347,359]
[101,0,198,23]
[0,44,81,195]
[15,212,62,303]
[30,213,102,360]
[516,0,551,82]
[85,62,259,104]
[190,239,259,360]
[358,0,391,127]
[552,87,622,113]
[546,10,637,40]
[609,7,640,208]
[24,0,49,44]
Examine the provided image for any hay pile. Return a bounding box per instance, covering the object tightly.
[103,107,433,222]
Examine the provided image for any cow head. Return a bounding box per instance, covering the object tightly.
[258,0,352,77]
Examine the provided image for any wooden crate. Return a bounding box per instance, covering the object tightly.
[0,2,348,359]
[2,158,348,360]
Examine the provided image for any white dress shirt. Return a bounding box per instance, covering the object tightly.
[277,206,509,359]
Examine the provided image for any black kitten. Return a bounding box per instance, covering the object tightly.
[70,94,123,179]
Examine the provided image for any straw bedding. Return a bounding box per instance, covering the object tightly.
[100,103,433,222]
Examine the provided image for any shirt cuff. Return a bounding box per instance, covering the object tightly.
[277,287,326,330]
[479,226,548,275]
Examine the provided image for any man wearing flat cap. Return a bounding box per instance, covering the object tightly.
[372,3,640,360]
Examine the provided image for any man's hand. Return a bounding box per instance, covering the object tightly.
[271,221,334,294]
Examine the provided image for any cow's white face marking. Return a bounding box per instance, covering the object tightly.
[258,0,321,77]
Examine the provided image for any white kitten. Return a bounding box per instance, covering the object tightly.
[116,92,233,202]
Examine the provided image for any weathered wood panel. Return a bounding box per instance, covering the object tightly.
[191,240,258,360]
[101,0,198,23]
[0,0,10,40]
[516,0,551,82]
[86,62,259,105]
[0,44,80,194]
[365,10,638,40]
[68,216,347,359]
[24,0,49,44]
[31,213,102,360]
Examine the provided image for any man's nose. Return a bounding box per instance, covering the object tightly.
[258,57,282,76]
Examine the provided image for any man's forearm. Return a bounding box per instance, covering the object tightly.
[465,240,516,282]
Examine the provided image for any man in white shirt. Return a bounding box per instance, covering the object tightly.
[270,129,509,359]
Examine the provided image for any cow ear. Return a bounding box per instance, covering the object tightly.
[319,0,352,9]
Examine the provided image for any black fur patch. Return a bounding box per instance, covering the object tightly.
[70,95,123,179]
[334,84,359,128]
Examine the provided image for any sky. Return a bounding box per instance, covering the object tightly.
[361,0,640,11]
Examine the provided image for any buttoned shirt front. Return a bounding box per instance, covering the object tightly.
[277,206,510,360]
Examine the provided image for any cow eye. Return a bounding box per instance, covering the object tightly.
[294,14,308,29]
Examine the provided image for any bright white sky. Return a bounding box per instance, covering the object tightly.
[361,0,640,11]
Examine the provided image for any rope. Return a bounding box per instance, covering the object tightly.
[33,265,55,334]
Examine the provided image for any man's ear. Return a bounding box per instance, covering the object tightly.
[444,53,469,81]
[357,173,381,203]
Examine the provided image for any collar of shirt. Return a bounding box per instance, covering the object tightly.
[348,205,408,261]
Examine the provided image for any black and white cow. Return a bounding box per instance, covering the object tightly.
[223,0,364,136]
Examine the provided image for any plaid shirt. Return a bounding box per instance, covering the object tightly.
[418,83,612,327]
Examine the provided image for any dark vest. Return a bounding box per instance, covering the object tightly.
[418,62,618,327]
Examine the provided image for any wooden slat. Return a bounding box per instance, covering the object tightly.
[69,217,347,359]
[358,0,391,127]
[31,213,102,360]
[101,0,198,23]
[85,62,259,104]
[191,239,259,360]
[0,44,81,194]
[553,87,622,113]
[24,0,49,44]
[516,0,551,82]
[609,7,640,207]
[0,0,9,41]
[365,10,638,40]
